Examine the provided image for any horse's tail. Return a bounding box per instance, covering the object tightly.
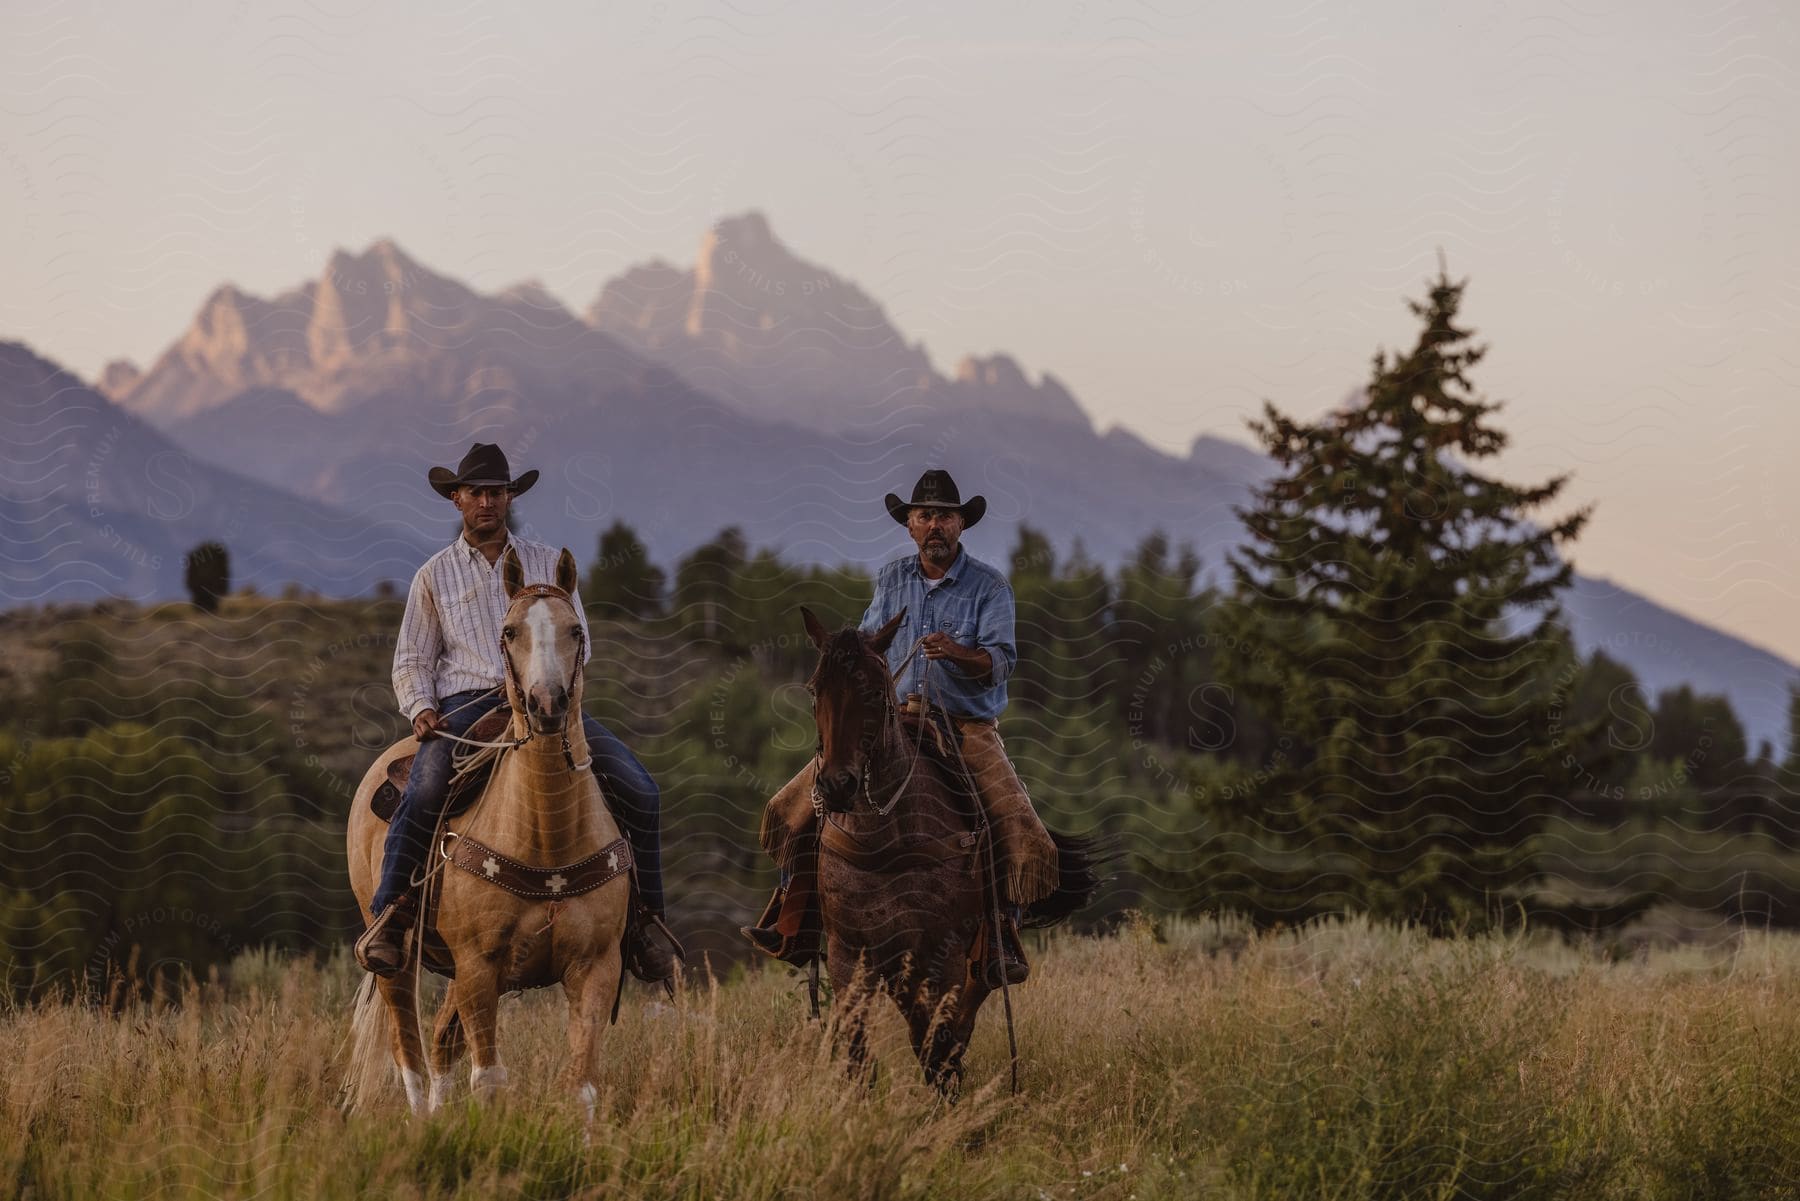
[339,972,391,1113]
[1020,828,1118,929]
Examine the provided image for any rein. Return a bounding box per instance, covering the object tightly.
[386,581,612,1061]
[498,583,592,773]
[813,631,1023,1095]
[809,635,932,820]
[402,584,592,902]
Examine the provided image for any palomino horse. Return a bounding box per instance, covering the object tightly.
[799,606,1103,1095]
[345,547,633,1116]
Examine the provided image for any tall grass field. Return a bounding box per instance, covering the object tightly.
[6,915,1798,1200]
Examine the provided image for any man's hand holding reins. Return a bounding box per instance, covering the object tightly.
[920,632,992,679]
[413,708,445,741]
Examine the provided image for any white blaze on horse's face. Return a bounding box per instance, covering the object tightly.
[507,595,583,735]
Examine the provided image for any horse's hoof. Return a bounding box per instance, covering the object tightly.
[470,1063,509,1101]
[428,1074,454,1113]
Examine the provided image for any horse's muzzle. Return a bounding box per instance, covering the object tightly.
[815,766,859,812]
[525,686,569,735]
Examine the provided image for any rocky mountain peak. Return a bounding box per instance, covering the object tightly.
[589,213,965,429]
[685,210,864,339]
[97,359,141,401]
[193,283,252,341]
[584,213,1098,432]
[152,282,312,410]
[700,210,775,259]
[586,260,694,353]
[949,354,1089,428]
[325,237,421,281]
[309,239,468,366]
[496,278,561,311]
[954,353,1027,390]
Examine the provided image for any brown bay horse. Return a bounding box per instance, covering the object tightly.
[344,548,633,1116]
[799,606,1103,1095]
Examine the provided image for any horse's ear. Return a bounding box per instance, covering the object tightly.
[869,608,907,654]
[555,547,578,594]
[801,606,830,650]
[502,545,525,599]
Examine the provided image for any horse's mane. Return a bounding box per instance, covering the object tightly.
[807,627,887,691]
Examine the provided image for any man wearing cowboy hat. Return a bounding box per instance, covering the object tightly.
[355,443,682,985]
[741,468,1060,986]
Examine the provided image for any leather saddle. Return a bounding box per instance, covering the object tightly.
[368,707,513,979]
[369,707,512,824]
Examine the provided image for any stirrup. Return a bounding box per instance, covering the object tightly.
[624,908,685,995]
[739,923,822,968]
[354,892,419,978]
[740,882,822,967]
[982,918,1029,988]
[984,947,1030,989]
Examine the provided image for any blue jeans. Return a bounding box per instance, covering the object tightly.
[372,688,665,916]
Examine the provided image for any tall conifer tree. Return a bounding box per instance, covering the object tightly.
[1226,269,1589,928]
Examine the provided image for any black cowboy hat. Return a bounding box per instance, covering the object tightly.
[884,468,986,529]
[428,443,539,500]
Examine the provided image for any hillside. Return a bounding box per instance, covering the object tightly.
[0,342,430,604]
[5,573,1798,995]
[0,591,797,970]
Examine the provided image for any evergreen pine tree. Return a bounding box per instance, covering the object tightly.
[674,527,749,646]
[586,520,666,620]
[183,542,230,614]
[1778,682,1800,797]
[1224,268,1590,929]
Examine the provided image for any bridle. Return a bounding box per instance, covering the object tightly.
[487,582,591,773]
[809,634,931,820]
[401,582,593,916]
[806,625,1021,1093]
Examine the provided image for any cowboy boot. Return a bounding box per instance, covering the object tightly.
[741,881,801,961]
[740,855,823,966]
[354,890,420,978]
[587,761,683,990]
[622,903,685,995]
[740,881,783,955]
[983,913,1029,989]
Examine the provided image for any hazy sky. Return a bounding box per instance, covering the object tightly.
[3,0,1797,660]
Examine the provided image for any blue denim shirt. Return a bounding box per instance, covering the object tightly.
[858,545,1017,721]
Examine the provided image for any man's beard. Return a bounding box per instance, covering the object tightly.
[923,537,954,563]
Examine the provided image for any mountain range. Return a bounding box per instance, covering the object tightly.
[6,213,1794,752]
[0,341,427,604]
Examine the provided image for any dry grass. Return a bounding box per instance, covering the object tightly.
[4,916,1799,1200]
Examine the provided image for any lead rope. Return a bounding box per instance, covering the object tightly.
[812,633,1023,1093]
[402,687,517,900]
[386,592,592,1096]
[812,635,933,821]
[917,655,1021,1096]
[865,635,933,816]
[403,621,588,935]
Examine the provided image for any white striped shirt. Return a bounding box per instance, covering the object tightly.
[392,535,592,720]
